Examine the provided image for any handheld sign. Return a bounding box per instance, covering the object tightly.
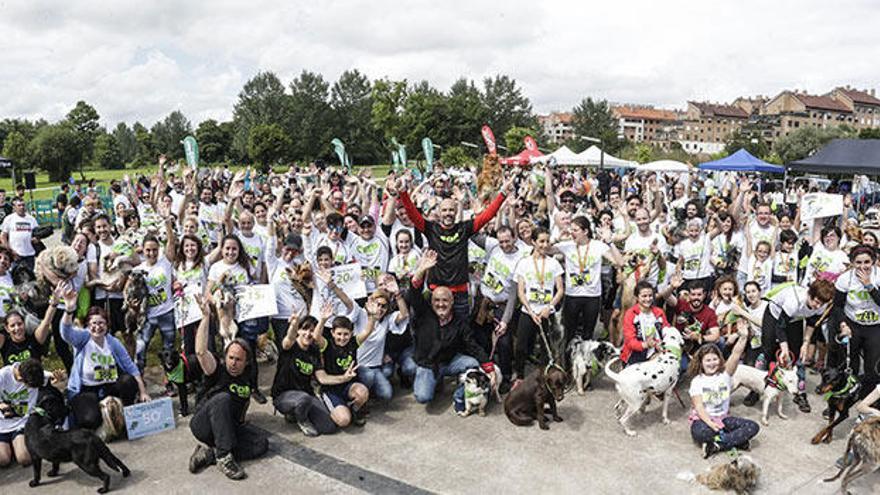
[235,284,279,321]
[801,193,843,221]
[124,398,175,440]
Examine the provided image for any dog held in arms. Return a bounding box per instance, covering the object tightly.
[733,363,799,425]
[504,365,569,430]
[568,337,618,395]
[824,416,880,494]
[605,326,684,436]
[25,378,130,493]
[213,271,239,346]
[122,270,148,359]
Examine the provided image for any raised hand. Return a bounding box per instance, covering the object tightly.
[418,250,438,271]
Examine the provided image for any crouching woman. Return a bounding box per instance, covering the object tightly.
[688,321,759,458]
[59,282,150,429]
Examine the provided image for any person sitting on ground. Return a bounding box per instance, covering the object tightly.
[621,281,670,366]
[189,297,268,481]
[58,282,150,429]
[0,359,46,467]
[353,286,409,403]
[0,307,55,366]
[688,320,759,458]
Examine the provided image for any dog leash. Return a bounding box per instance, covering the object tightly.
[536,317,559,366]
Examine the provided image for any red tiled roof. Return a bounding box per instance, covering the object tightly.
[689,101,749,119]
[793,93,852,113]
[612,106,679,121]
[837,88,880,106]
[539,112,573,124]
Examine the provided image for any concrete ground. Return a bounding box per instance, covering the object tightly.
[2,364,879,495]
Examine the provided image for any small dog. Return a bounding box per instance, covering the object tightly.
[24,384,130,493]
[213,272,239,346]
[732,363,798,425]
[122,270,148,359]
[95,397,126,443]
[35,245,80,292]
[159,349,205,416]
[458,369,490,417]
[568,337,618,395]
[605,327,684,436]
[504,365,568,430]
[824,416,880,494]
[812,365,861,444]
[255,333,279,364]
[691,455,761,494]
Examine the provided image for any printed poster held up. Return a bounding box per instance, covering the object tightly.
[801,193,843,221]
[235,284,279,321]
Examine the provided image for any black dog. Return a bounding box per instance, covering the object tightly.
[24,384,130,493]
[159,349,204,416]
[811,365,861,444]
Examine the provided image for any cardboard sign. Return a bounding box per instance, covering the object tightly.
[124,398,175,440]
[235,284,279,321]
[801,193,843,220]
[331,263,367,300]
[174,285,203,328]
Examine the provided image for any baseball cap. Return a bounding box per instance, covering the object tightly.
[359,215,375,226]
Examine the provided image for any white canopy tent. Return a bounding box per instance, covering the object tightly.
[572,145,637,168]
[636,160,691,174]
[530,145,590,166]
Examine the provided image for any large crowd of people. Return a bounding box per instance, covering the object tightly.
[2,154,880,481]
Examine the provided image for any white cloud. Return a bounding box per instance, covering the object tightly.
[1,0,878,127]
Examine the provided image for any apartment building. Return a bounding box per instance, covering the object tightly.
[538,112,574,144]
[763,90,855,138]
[679,102,749,154]
[611,105,681,147]
[829,86,880,128]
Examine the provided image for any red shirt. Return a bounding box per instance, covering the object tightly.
[674,299,719,337]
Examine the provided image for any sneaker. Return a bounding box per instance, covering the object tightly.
[216,452,247,480]
[822,406,832,421]
[351,408,366,427]
[188,445,215,474]
[703,441,722,459]
[793,393,811,414]
[742,391,760,407]
[252,389,267,405]
[736,440,751,452]
[297,418,319,437]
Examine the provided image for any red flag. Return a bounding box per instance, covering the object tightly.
[523,135,537,152]
[481,125,497,155]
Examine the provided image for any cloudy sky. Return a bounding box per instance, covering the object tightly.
[3,0,878,127]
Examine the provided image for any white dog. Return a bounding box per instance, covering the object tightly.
[733,363,798,425]
[568,337,618,395]
[605,327,684,436]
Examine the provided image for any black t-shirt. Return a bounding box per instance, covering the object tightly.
[423,219,474,287]
[0,203,10,224]
[271,342,323,397]
[203,356,251,421]
[321,338,358,378]
[1,333,44,365]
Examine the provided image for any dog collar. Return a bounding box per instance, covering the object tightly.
[464,388,483,399]
[764,366,786,391]
[665,345,682,361]
[823,375,859,402]
[166,359,185,384]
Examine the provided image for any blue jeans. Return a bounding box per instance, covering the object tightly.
[413,354,478,404]
[357,365,393,401]
[137,309,176,370]
[393,345,418,379]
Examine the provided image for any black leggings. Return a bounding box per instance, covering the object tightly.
[761,307,804,364]
[514,314,549,377]
[472,303,515,379]
[829,319,880,394]
[190,393,268,459]
[563,296,601,343]
[70,374,139,429]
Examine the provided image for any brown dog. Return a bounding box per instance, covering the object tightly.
[504,365,568,430]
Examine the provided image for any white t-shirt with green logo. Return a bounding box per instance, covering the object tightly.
[81,338,119,386]
[836,267,880,326]
[514,255,564,315]
[136,257,175,319]
[556,240,609,298]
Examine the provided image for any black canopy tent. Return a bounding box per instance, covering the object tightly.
[788,139,880,175]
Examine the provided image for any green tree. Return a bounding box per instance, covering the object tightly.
[371,78,408,144]
[859,128,880,139]
[399,80,447,150]
[481,75,536,139]
[571,97,621,153]
[289,70,333,161]
[29,123,79,182]
[132,122,154,166]
[93,132,124,170]
[65,100,100,179]
[0,119,44,149]
[232,72,290,158]
[503,126,540,154]
[151,110,192,159]
[2,131,30,183]
[196,119,233,163]
[618,143,655,164]
[724,124,769,157]
[330,70,382,163]
[444,78,488,148]
[248,124,291,170]
[440,145,475,168]
[111,122,138,165]
[772,126,853,163]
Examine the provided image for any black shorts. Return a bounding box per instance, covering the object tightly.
[0,428,24,443]
[321,382,357,409]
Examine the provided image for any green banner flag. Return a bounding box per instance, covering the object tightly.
[331,138,351,172]
[391,138,407,173]
[181,135,199,169]
[421,137,434,173]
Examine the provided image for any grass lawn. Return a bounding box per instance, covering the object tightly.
[2,164,395,202]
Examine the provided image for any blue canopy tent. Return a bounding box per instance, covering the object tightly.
[698,149,785,173]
